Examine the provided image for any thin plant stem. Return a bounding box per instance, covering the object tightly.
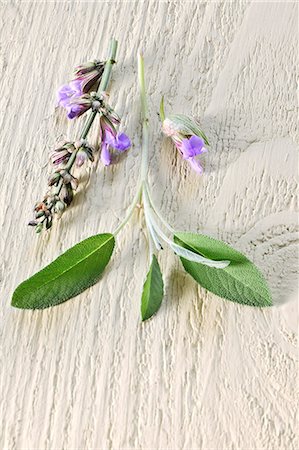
[114,53,173,240]
[114,53,149,235]
[80,38,118,139]
[143,181,175,234]
[138,53,149,183]
[113,183,142,235]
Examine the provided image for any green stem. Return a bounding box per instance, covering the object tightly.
[114,53,174,245]
[56,38,118,196]
[113,183,142,235]
[114,53,150,236]
[80,38,118,139]
[138,53,149,183]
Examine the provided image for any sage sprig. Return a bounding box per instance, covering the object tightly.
[30,38,131,233]
[12,53,272,318]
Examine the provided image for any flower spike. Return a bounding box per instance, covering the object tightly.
[29,38,130,233]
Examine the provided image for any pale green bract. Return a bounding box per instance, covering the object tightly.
[12,234,115,309]
[141,255,164,321]
[167,113,210,146]
[174,232,272,307]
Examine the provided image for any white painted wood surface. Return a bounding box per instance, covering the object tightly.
[0,1,298,449]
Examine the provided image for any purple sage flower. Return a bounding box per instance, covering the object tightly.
[57,60,105,108]
[162,115,209,174]
[57,81,82,107]
[180,136,207,174]
[100,116,131,166]
[65,94,94,119]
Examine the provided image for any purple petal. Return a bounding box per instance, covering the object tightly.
[57,84,73,107]
[69,79,83,96]
[181,136,206,159]
[67,104,82,119]
[188,157,204,174]
[104,128,117,146]
[57,82,82,107]
[114,133,131,152]
[189,135,206,154]
[101,143,112,166]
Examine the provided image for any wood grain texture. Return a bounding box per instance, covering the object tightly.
[0,1,298,449]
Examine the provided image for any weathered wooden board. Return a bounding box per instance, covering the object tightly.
[0,1,298,449]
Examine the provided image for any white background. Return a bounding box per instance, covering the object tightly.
[0,1,298,449]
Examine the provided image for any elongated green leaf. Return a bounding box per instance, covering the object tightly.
[12,233,115,309]
[141,255,164,321]
[174,232,272,307]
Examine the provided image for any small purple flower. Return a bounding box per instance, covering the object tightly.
[66,103,86,119]
[181,136,206,159]
[179,136,207,173]
[162,115,209,174]
[58,60,105,108]
[65,94,94,119]
[100,117,131,166]
[114,133,131,151]
[57,81,82,107]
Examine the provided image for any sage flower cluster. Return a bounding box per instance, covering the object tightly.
[29,41,131,233]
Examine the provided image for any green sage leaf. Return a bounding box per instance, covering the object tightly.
[141,255,164,321]
[174,232,272,307]
[12,233,115,309]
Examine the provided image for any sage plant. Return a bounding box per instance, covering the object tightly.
[29,38,131,233]
[13,53,272,320]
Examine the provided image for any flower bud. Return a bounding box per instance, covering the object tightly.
[74,60,104,76]
[48,172,61,186]
[45,218,53,230]
[35,223,43,233]
[59,170,72,184]
[74,139,86,149]
[92,100,101,111]
[63,183,73,206]
[54,200,65,213]
[35,211,45,219]
[76,149,88,167]
[34,202,44,212]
